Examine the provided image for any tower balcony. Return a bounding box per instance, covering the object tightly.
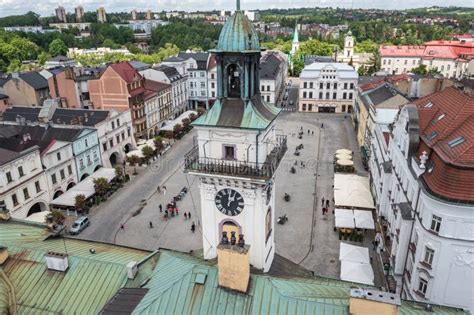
[184,135,287,180]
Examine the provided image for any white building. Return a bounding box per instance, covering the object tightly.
[380,40,474,78]
[140,66,188,118]
[3,26,44,33]
[259,51,287,105]
[68,47,132,58]
[0,144,49,219]
[371,87,474,313]
[143,80,173,138]
[299,63,358,113]
[50,23,91,31]
[336,31,373,71]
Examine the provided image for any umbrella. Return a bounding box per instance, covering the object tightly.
[336,149,352,155]
[337,159,354,166]
[336,153,353,160]
[340,260,374,285]
[354,210,375,229]
[339,242,370,264]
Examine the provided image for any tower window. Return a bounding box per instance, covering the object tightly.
[227,64,240,98]
[223,145,236,160]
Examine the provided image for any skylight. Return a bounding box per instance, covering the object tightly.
[426,131,438,141]
[424,102,433,108]
[448,136,465,148]
[432,113,445,124]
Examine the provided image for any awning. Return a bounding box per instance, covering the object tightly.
[336,159,354,166]
[160,110,197,131]
[360,145,368,159]
[354,210,375,229]
[336,149,352,155]
[335,209,355,228]
[51,168,116,207]
[24,211,50,223]
[339,242,370,264]
[335,153,353,160]
[340,260,374,285]
[334,174,375,209]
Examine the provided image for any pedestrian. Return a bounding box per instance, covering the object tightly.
[157,186,161,193]
[184,213,188,219]
[321,207,325,215]
[163,186,167,195]
[176,207,179,215]
[191,222,196,233]
[159,204,162,212]
[120,224,124,230]
[321,123,324,129]
[312,130,314,135]
[188,212,191,219]
[326,199,330,208]
[149,221,153,228]
[307,129,310,135]
[321,197,325,207]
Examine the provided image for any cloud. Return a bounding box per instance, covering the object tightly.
[0,0,472,17]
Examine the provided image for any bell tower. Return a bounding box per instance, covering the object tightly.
[184,0,287,272]
[344,30,354,59]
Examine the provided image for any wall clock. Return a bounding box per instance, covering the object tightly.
[215,188,244,216]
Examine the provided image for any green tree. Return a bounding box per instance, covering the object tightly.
[153,136,164,152]
[46,209,66,226]
[103,38,119,49]
[49,38,68,57]
[38,51,51,65]
[74,194,87,212]
[93,177,110,196]
[428,67,441,76]
[411,64,428,75]
[114,166,124,181]
[173,123,183,138]
[141,145,154,163]
[127,155,140,175]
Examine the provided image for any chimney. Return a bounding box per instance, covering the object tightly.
[127,261,138,279]
[349,288,400,315]
[217,232,250,293]
[45,251,69,272]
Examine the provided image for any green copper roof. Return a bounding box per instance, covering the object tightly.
[132,250,467,315]
[0,221,156,315]
[216,10,260,52]
[193,97,281,130]
[293,25,299,43]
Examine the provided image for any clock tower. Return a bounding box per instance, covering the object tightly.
[184,0,287,272]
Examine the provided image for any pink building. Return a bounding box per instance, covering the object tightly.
[48,67,81,108]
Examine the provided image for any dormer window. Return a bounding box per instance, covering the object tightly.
[424,102,433,108]
[432,113,445,124]
[426,131,438,141]
[447,136,465,148]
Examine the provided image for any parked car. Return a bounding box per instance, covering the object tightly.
[69,216,90,235]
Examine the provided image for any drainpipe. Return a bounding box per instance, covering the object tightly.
[246,143,252,163]
[256,130,262,165]
[400,185,421,298]
[202,140,210,158]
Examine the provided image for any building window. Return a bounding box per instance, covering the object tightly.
[60,169,65,180]
[344,83,348,89]
[309,92,313,98]
[23,187,30,200]
[303,92,307,98]
[116,134,120,144]
[334,83,337,89]
[223,145,235,160]
[261,85,264,91]
[430,215,442,233]
[57,152,61,161]
[80,159,84,169]
[12,194,18,206]
[112,121,115,129]
[265,207,272,243]
[109,139,113,148]
[103,143,107,151]
[85,139,89,147]
[18,166,24,177]
[333,92,337,99]
[6,172,12,183]
[319,82,323,89]
[35,181,41,193]
[51,174,57,185]
[325,92,329,99]
[418,277,428,296]
[349,92,353,99]
[127,128,131,137]
[343,92,347,99]
[211,82,215,88]
[121,132,125,141]
[211,73,215,79]
[94,151,98,161]
[117,118,120,126]
[309,82,313,89]
[68,165,72,175]
[342,105,346,112]
[319,92,323,99]
[302,104,307,111]
[404,60,408,65]
[350,83,354,89]
[303,82,307,88]
[266,95,270,102]
[326,82,330,89]
[423,247,435,266]
[308,104,313,111]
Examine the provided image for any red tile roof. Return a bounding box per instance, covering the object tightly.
[414,87,474,202]
[380,41,474,60]
[143,80,171,101]
[109,62,142,84]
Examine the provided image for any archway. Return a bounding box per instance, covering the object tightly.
[227,64,241,98]
[94,165,102,172]
[109,152,121,166]
[219,219,242,242]
[27,202,47,217]
[67,182,76,190]
[80,173,89,181]
[53,190,63,200]
[124,143,132,153]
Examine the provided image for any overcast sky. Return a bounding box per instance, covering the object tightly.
[0,0,472,17]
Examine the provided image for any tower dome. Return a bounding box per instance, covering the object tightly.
[216,1,260,52]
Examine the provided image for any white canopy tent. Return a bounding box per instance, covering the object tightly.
[160,110,197,131]
[336,149,352,155]
[339,242,370,264]
[335,209,355,228]
[335,153,353,161]
[340,261,374,285]
[354,210,375,229]
[336,159,354,166]
[51,168,116,207]
[334,174,375,210]
[126,149,144,158]
[24,211,50,223]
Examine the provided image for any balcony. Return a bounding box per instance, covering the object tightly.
[184,135,287,180]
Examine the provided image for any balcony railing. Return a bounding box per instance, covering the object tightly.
[184,135,287,180]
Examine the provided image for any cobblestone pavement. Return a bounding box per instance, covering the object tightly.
[75,111,383,285]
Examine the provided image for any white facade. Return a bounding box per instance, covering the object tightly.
[299,63,358,113]
[188,69,209,108]
[372,105,474,313]
[0,147,49,219]
[42,140,78,201]
[190,124,281,272]
[260,79,276,104]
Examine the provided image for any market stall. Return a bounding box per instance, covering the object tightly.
[339,242,370,264]
[354,210,375,230]
[334,174,375,210]
[340,260,374,285]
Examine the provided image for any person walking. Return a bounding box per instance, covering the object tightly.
[321,123,324,129]
[149,221,153,228]
[184,213,188,220]
[307,129,310,135]
[120,224,125,230]
[191,222,196,233]
[163,186,167,195]
[321,197,325,207]
[326,199,330,208]
[175,207,179,215]
[188,212,191,219]
[312,131,314,135]
[159,204,162,212]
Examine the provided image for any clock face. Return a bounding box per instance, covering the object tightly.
[215,188,244,216]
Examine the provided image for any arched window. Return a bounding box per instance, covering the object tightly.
[227,64,241,98]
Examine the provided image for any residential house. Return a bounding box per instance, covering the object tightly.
[2,102,136,168]
[88,62,147,139]
[259,51,287,105]
[379,40,474,78]
[372,87,474,313]
[140,65,187,117]
[299,63,358,113]
[143,80,173,138]
[3,72,49,106]
[0,142,49,219]
[46,67,82,108]
[44,55,77,69]
[336,31,373,71]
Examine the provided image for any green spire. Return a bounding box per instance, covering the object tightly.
[293,24,299,43]
[236,0,240,11]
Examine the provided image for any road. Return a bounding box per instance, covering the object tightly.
[283,78,299,111]
[78,131,196,244]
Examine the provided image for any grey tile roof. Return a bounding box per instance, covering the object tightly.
[18,71,49,90]
[0,125,88,144]
[260,54,283,80]
[154,65,182,82]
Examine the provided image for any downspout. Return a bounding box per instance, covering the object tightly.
[246,143,252,163]
[202,140,210,158]
[400,185,421,298]
[256,130,262,165]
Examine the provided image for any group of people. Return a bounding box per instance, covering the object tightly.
[321,197,332,217]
